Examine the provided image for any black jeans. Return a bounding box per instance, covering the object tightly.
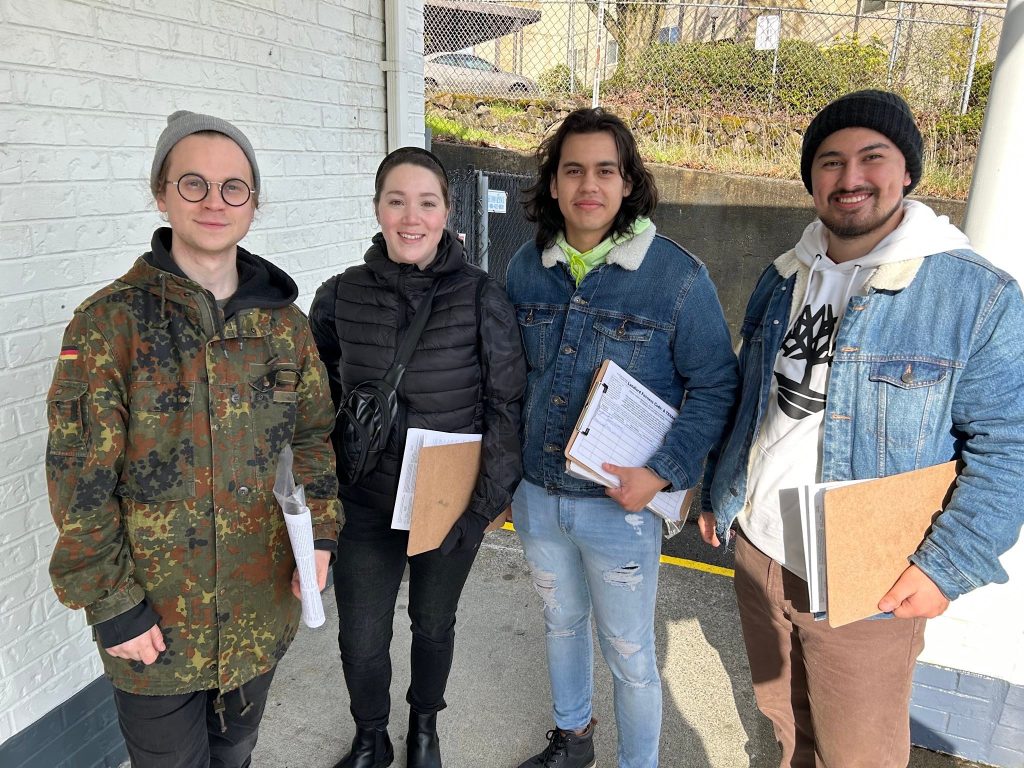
[112,667,275,768]
[333,530,478,729]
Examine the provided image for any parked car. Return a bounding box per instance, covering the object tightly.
[424,52,537,96]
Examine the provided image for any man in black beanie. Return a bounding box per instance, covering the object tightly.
[700,90,1024,767]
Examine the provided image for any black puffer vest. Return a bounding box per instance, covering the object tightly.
[310,231,526,540]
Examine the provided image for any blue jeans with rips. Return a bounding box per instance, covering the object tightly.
[513,480,663,768]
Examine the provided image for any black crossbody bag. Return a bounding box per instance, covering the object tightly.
[335,280,440,487]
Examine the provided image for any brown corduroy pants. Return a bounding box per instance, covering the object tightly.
[733,533,926,768]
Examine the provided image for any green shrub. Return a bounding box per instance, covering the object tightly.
[538,64,581,96]
[934,108,985,139]
[607,36,888,115]
[968,59,994,111]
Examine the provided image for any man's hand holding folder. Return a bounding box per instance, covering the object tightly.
[821,460,959,627]
[602,463,670,513]
[878,563,951,619]
[565,360,695,524]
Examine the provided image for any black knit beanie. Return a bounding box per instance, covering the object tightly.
[801,90,923,195]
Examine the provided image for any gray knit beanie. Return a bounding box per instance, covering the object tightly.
[801,90,923,195]
[150,110,260,195]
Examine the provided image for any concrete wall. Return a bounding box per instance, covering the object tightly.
[0,0,402,750]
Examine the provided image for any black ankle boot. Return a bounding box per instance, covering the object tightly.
[333,726,394,768]
[406,710,441,768]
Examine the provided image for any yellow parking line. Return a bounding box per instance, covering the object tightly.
[499,522,735,578]
[659,554,735,578]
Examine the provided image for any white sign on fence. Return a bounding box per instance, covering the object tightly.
[487,189,507,214]
[755,15,782,51]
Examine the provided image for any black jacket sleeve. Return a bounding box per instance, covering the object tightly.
[93,599,161,647]
[469,278,527,521]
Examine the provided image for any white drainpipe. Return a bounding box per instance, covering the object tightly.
[963,0,1022,274]
[382,0,423,150]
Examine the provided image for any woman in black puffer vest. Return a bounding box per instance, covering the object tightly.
[309,147,526,768]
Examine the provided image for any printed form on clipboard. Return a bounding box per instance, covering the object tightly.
[564,359,695,523]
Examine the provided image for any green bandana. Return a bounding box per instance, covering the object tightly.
[556,217,652,285]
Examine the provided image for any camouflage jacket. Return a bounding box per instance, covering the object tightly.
[46,234,340,695]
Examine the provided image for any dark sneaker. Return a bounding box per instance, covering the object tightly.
[516,721,596,768]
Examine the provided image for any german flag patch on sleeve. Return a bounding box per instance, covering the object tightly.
[59,346,79,361]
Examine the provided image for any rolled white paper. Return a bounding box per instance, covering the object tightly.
[283,507,325,628]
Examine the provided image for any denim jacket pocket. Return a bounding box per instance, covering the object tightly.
[869,359,953,468]
[517,306,558,372]
[591,318,655,373]
[869,359,950,389]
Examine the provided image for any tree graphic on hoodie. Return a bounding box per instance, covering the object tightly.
[775,303,837,419]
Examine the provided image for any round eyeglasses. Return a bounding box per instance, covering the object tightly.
[168,173,253,207]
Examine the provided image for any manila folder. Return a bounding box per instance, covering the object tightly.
[823,461,957,628]
[407,442,505,555]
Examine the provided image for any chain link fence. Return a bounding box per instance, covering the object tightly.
[426,0,1003,112]
[446,167,536,282]
[425,0,1004,198]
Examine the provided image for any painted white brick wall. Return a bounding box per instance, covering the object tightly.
[0,0,418,741]
[919,490,1024,687]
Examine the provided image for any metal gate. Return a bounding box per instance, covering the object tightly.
[447,167,536,286]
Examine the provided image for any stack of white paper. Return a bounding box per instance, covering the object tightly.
[797,478,869,614]
[392,429,482,530]
[565,360,692,523]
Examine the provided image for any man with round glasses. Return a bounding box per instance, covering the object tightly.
[45,110,340,767]
[170,173,254,207]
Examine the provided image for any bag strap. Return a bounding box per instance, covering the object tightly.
[383,279,441,388]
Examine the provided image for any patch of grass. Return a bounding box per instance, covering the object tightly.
[642,136,796,180]
[427,112,538,152]
[425,114,493,145]
[917,166,971,201]
[487,101,528,120]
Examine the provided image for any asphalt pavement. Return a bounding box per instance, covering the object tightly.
[253,524,979,768]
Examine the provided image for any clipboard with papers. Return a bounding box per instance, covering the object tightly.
[797,461,958,627]
[564,360,695,524]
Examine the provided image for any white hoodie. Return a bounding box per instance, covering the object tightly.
[740,200,971,577]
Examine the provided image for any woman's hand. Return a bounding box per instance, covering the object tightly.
[439,511,490,555]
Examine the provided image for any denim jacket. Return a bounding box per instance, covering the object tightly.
[506,226,738,498]
[707,246,1024,600]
